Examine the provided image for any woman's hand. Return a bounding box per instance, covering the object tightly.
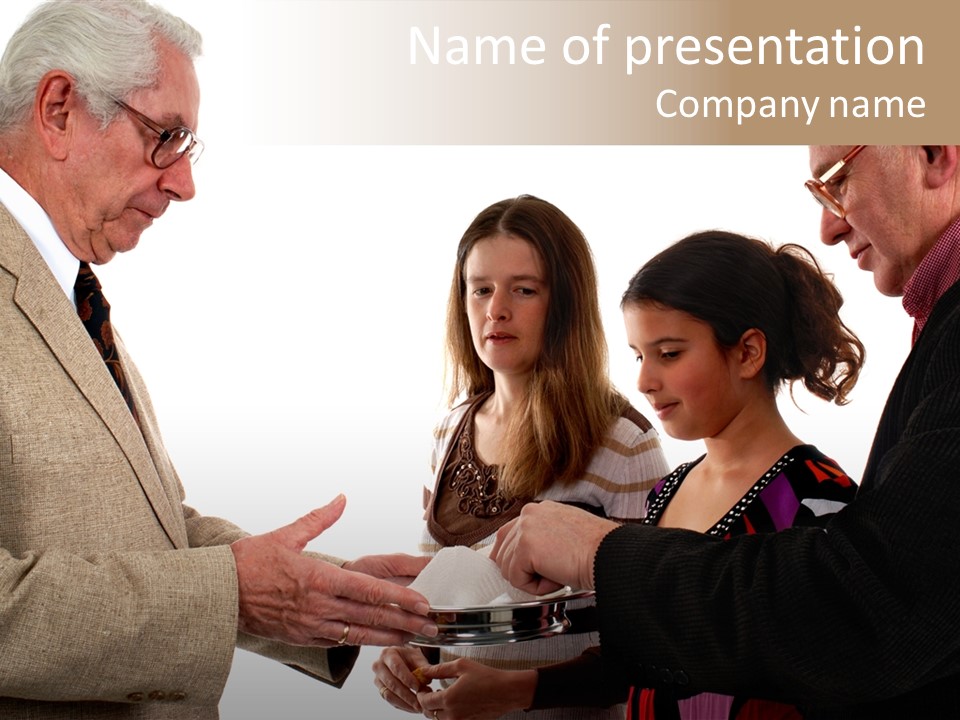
[372,646,432,713]
[415,658,537,720]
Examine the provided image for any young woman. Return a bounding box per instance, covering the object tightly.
[372,195,670,719]
[620,230,865,720]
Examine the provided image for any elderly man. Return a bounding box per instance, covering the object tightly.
[491,146,960,718]
[0,1,434,717]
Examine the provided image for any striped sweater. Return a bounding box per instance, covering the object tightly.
[418,394,669,720]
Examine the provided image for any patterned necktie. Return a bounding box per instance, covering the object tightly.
[74,262,140,424]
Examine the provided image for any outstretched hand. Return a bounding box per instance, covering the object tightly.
[230,494,436,647]
[342,552,429,587]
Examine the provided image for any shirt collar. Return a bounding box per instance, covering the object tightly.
[902,216,960,344]
[0,167,80,308]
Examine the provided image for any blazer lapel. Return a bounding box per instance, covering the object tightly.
[3,209,185,548]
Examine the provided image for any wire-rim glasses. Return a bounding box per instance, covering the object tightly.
[111,97,204,169]
[804,145,866,219]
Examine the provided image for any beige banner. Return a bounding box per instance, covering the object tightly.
[247,0,952,144]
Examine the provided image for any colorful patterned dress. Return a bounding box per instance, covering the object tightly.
[629,445,857,720]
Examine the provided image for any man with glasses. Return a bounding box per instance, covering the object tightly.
[0,2,435,717]
[491,145,960,718]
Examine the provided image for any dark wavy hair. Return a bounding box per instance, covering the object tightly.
[621,230,864,404]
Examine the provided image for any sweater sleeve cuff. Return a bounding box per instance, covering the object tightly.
[530,647,629,709]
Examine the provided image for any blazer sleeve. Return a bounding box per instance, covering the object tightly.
[0,543,240,704]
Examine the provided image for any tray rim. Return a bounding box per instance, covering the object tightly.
[409,587,596,647]
[426,586,594,614]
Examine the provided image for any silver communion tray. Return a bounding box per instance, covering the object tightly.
[410,587,595,647]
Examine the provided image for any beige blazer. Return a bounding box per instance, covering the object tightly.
[0,205,356,718]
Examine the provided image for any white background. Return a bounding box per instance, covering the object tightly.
[1,2,912,718]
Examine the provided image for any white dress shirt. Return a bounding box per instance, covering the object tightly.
[0,166,80,308]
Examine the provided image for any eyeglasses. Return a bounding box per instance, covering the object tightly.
[112,97,204,169]
[804,145,866,219]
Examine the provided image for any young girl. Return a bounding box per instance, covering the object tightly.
[620,230,865,720]
[373,195,670,719]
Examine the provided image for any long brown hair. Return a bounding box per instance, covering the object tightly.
[445,195,628,498]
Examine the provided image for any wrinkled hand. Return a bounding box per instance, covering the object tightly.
[343,553,430,587]
[372,646,431,713]
[490,500,618,594]
[230,494,437,647]
[416,658,537,720]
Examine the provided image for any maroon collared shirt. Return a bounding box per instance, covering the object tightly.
[903,216,960,344]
